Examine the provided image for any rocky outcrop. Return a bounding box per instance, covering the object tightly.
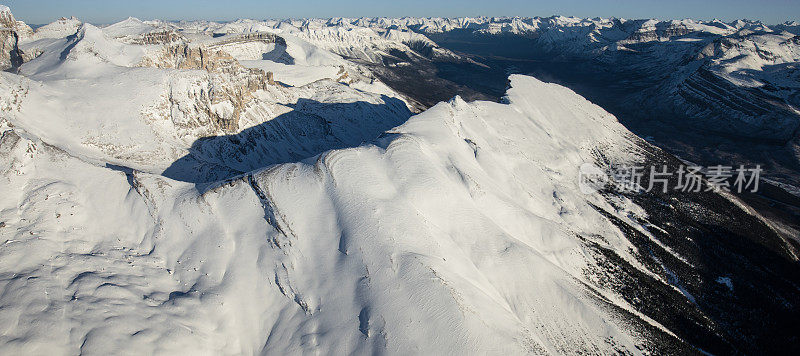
[141,42,276,132]
[128,30,185,45]
[622,25,695,44]
[671,67,800,142]
[206,32,285,48]
[0,6,33,71]
[0,6,32,40]
[0,28,22,70]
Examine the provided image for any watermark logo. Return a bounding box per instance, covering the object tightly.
[579,163,610,194]
[578,163,762,194]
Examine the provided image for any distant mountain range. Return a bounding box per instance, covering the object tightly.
[2,5,799,354]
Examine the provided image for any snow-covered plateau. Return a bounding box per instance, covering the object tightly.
[1,6,799,355]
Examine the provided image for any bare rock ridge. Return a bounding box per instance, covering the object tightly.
[128,29,185,45]
[1,6,799,354]
[0,28,23,70]
[0,5,33,70]
[139,34,282,132]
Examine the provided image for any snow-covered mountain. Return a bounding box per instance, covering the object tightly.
[0,5,33,70]
[281,15,800,191]
[1,7,799,355]
[335,16,800,140]
[164,15,800,145]
[292,16,778,54]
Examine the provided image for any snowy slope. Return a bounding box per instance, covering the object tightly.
[2,69,685,353]
[179,16,800,141]
[2,7,799,355]
[2,13,686,351]
[25,17,82,41]
[171,17,470,67]
[342,15,800,143]
[698,31,800,88]
[3,17,410,179]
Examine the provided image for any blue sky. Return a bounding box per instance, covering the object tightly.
[2,0,798,25]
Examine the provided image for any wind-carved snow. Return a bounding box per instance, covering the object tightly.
[1,7,798,354]
[156,15,800,133]
[1,13,683,353]
[1,17,411,180]
[13,8,795,355]
[2,63,685,352]
[698,31,800,88]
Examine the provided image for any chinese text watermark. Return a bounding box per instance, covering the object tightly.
[579,163,762,195]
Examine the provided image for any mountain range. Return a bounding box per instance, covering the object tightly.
[1,5,799,354]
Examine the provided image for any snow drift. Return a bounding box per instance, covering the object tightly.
[2,8,798,355]
[0,70,681,353]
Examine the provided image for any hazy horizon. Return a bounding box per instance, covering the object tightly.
[2,0,798,26]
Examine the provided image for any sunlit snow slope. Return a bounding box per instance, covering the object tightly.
[1,65,686,353]
[2,8,798,355]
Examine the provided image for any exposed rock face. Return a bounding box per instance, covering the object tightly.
[128,30,185,45]
[0,6,32,71]
[141,39,277,132]
[0,6,15,29]
[0,6,32,39]
[208,32,285,47]
[206,32,294,64]
[621,25,695,44]
[0,29,22,70]
[667,67,800,142]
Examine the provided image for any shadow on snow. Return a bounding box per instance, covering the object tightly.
[162,96,412,184]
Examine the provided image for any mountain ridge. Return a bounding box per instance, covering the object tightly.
[1,6,799,354]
